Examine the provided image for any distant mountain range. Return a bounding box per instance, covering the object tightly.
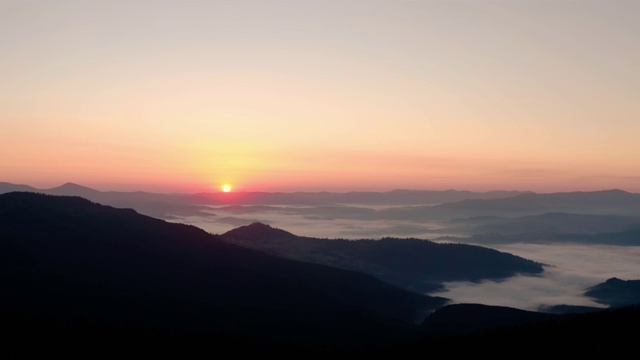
[185,188,532,205]
[439,211,640,246]
[4,180,640,247]
[374,189,640,222]
[4,182,640,237]
[2,191,639,355]
[0,181,530,216]
[459,212,640,235]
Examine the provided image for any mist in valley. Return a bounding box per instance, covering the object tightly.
[3,182,639,312]
[429,243,640,311]
[168,201,640,312]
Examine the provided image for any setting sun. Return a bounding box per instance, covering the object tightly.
[221,184,232,193]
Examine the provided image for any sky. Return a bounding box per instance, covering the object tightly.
[1,0,639,193]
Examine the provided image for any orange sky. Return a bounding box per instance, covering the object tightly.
[1,1,639,193]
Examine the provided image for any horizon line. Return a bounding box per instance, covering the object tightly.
[1,181,637,195]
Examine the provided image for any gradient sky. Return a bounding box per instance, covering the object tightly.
[1,0,638,193]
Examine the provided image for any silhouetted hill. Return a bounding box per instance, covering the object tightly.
[2,192,638,355]
[221,222,545,293]
[584,277,640,308]
[43,182,102,197]
[0,182,37,193]
[380,304,640,356]
[420,303,562,336]
[0,182,210,218]
[0,192,446,351]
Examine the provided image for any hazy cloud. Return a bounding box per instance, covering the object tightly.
[431,243,640,311]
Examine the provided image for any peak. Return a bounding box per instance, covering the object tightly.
[45,183,100,195]
[222,222,296,239]
[235,222,285,233]
[58,182,94,190]
[244,222,275,229]
[601,189,631,194]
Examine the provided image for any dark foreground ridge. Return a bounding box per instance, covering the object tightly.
[1,192,639,356]
[0,192,442,352]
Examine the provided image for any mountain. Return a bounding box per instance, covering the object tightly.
[0,182,529,220]
[420,303,562,336]
[446,189,640,217]
[442,212,640,245]
[455,227,640,246]
[378,189,640,221]
[2,191,638,355]
[0,192,446,351]
[467,212,640,236]
[554,228,640,246]
[4,181,639,225]
[0,182,208,219]
[389,303,640,356]
[43,182,102,197]
[221,222,545,293]
[0,182,37,193]
[584,277,640,308]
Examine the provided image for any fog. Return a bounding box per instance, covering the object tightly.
[168,205,640,311]
[172,204,455,239]
[430,243,640,311]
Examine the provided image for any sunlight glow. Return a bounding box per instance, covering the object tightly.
[221,184,232,193]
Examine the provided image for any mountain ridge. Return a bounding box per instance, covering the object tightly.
[221,221,545,293]
[2,191,640,355]
[0,192,446,348]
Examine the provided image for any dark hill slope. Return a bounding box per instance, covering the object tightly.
[0,192,446,350]
[388,303,640,356]
[221,222,545,293]
[420,303,562,336]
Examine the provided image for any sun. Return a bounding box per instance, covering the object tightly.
[221,184,232,193]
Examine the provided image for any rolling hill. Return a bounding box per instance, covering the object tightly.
[2,191,639,356]
[221,222,545,293]
[0,192,445,351]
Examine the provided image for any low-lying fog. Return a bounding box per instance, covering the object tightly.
[168,204,640,312]
[429,243,640,311]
